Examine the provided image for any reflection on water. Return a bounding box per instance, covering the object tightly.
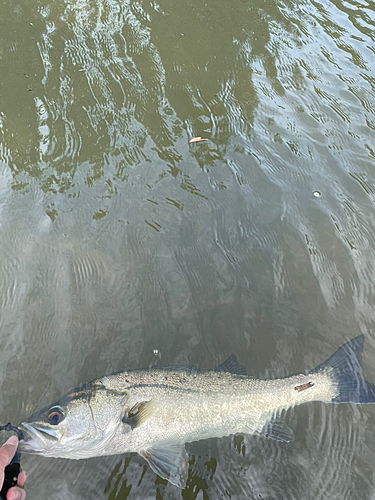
[0,0,375,496]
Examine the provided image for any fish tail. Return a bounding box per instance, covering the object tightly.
[310,335,375,404]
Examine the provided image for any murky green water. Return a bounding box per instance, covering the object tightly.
[0,0,375,497]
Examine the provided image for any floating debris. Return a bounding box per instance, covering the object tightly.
[189,137,208,144]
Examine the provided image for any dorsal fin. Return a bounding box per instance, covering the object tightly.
[214,355,247,375]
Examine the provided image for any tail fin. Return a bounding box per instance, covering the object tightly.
[310,335,375,404]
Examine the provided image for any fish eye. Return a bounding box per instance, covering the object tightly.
[47,406,65,425]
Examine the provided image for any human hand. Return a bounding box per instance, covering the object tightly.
[0,436,26,500]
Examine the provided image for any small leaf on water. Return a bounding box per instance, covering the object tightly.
[189,137,208,143]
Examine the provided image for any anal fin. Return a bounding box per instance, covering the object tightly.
[258,418,294,443]
[139,443,189,488]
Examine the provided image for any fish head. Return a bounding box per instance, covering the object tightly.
[18,381,129,459]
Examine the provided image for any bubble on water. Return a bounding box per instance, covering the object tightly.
[313,191,322,198]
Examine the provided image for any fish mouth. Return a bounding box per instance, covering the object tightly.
[18,422,60,455]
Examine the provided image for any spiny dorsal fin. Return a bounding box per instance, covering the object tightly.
[214,355,247,375]
[122,400,155,429]
[140,443,189,488]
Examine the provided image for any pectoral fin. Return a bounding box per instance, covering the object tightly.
[258,418,294,443]
[140,443,189,488]
[122,400,155,429]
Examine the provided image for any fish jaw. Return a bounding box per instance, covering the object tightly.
[18,422,60,456]
[18,422,96,459]
[18,420,128,459]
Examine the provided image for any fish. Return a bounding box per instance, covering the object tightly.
[18,335,375,488]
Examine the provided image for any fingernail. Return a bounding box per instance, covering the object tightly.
[18,470,27,485]
[5,436,18,447]
[7,489,20,500]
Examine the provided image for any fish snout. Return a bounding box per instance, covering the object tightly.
[18,422,59,454]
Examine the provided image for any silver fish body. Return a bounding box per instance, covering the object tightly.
[18,335,375,487]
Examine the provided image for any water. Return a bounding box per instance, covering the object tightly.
[0,0,375,497]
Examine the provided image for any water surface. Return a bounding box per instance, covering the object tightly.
[0,0,375,497]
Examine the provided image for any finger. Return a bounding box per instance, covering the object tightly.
[7,487,26,500]
[17,471,27,487]
[0,437,18,468]
[0,436,19,487]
